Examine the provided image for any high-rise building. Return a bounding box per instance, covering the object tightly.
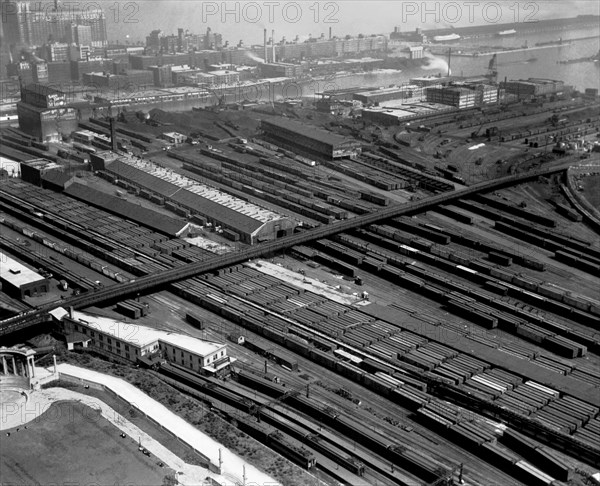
[67,24,93,46]
[2,0,107,47]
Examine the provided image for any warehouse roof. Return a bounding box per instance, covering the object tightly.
[68,310,225,356]
[261,118,360,148]
[0,251,47,288]
[65,183,190,237]
[160,332,224,357]
[105,158,287,236]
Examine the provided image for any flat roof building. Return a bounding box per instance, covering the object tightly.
[260,118,361,160]
[59,309,232,374]
[0,251,48,299]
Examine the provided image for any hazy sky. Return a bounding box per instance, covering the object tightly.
[100,1,599,44]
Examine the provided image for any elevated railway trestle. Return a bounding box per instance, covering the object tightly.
[0,161,576,337]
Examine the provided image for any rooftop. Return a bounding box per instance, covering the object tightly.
[0,251,47,288]
[64,183,190,237]
[106,157,287,235]
[22,158,63,171]
[68,310,224,356]
[261,117,360,148]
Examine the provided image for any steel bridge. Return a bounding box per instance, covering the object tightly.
[0,162,572,336]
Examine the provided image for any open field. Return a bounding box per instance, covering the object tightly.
[0,401,174,485]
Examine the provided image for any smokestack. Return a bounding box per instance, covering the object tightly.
[271,29,275,63]
[447,47,451,77]
[329,27,332,39]
[110,117,117,151]
[263,29,268,63]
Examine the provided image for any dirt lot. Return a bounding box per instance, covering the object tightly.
[0,401,174,485]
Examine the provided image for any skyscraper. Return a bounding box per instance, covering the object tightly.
[2,0,107,47]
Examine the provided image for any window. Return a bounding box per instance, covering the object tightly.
[74,324,79,331]
[99,334,104,341]
[126,353,130,360]
[135,349,138,355]
[107,338,112,344]
[125,345,129,351]
[221,351,224,357]
[90,331,95,337]
[116,341,121,348]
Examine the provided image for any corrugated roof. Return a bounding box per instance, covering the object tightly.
[106,159,280,236]
[65,183,188,237]
[261,118,359,148]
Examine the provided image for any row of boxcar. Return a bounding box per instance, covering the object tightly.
[474,194,557,227]
[432,205,474,224]
[459,197,600,263]
[553,201,583,222]
[0,182,188,280]
[235,370,449,484]
[324,232,596,357]
[159,363,318,470]
[0,233,99,293]
[366,148,455,193]
[173,266,600,469]
[341,226,600,334]
[324,158,408,191]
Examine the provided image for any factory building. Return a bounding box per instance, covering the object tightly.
[17,84,79,141]
[20,159,64,186]
[149,65,174,87]
[58,309,233,375]
[425,83,498,108]
[353,85,423,105]
[500,78,566,100]
[92,154,295,244]
[261,118,362,160]
[260,62,303,78]
[0,251,48,299]
[426,86,477,109]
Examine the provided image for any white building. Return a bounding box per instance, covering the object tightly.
[57,309,233,375]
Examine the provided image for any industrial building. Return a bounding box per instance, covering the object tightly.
[500,78,567,100]
[425,83,498,108]
[260,62,303,78]
[59,309,232,374]
[0,251,48,299]
[90,153,296,244]
[425,86,478,109]
[16,84,80,141]
[353,85,424,105]
[20,159,65,186]
[261,118,362,160]
[64,183,191,238]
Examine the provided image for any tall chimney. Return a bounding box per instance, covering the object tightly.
[271,29,276,63]
[110,117,117,151]
[329,27,332,39]
[263,29,268,63]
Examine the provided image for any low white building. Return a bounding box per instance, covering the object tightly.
[57,309,233,375]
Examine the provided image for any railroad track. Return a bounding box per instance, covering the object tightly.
[0,161,577,337]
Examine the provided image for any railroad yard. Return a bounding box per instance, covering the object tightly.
[1,88,600,486]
